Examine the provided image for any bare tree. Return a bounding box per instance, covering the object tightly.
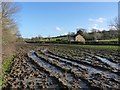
[91,29,97,40]
[38,35,43,40]
[76,28,86,36]
[67,32,71,42]
[110,17,120,44]
[1,2,20,30]
[1,2,20,38]
[1,2,21,60]
[110,17,120,30]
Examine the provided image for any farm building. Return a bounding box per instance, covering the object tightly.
[68,34,85,43]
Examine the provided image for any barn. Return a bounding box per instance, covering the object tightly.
[68,34,85,44]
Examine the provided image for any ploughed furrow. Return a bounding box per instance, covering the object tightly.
[48,49,120,76]
[4,54,64,89]
[50,46,119,70]
[36,49,120,89]
[79,49,120,64]
[26,57,66,89]
[82,51,120,70]
[40,49,120,79]
[41,49,120,82]
[28,51,89,89]
[40,50,87,73]
[96,54,120,64]
[74,49,119,71]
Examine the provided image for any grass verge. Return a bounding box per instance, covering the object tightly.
[0,54,15,86]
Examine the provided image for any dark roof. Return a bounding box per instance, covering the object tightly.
[70,34,82,37]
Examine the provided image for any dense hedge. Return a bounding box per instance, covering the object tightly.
[26,40,119,45]
[85,41,118,45]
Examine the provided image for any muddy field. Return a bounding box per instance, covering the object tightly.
[3,44,120,89]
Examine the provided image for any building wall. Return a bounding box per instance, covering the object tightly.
[75,35,85,43]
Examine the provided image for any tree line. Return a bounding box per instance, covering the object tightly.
[1,2,21,61]
[76,28,118,41]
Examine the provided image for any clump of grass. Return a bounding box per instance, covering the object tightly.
[2,55,15,74]
[0,76,2,86]
[1,54,15,85]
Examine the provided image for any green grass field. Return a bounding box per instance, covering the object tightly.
[56,44,119,51]
[50,37,68,41]
[97,38,118,42]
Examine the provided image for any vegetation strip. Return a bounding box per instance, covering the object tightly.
[55,44,119,51]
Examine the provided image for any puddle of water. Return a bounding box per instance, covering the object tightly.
[48,53,102,74]
[95,56,120,70]
[66,74,74,82]
[41,48,48,53]
[45,51,119,79]
[47,77,63,89]
[28,51,63,76]
[28,51,88,88]
[106,73,118,78]
[83,52,120,70]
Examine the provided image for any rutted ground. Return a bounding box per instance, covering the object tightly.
[3,44,120,89]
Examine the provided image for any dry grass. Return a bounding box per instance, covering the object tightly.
[1,29,17,86]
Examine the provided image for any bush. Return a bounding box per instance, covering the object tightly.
[56,39,62,41]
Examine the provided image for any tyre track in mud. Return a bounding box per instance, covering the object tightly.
[50,46,119,70]
[27,56,68,89]
[81,51,120,70]
[38,49,120,87]
[28,53,89,89]
[4,54,66,89]
[40,49,120,78]
[28,51,91,89]
[79,49,120,64]
[4,45,70,89]
[28,49,119,89]
[47,49,120,76]
[4,44,119,89]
